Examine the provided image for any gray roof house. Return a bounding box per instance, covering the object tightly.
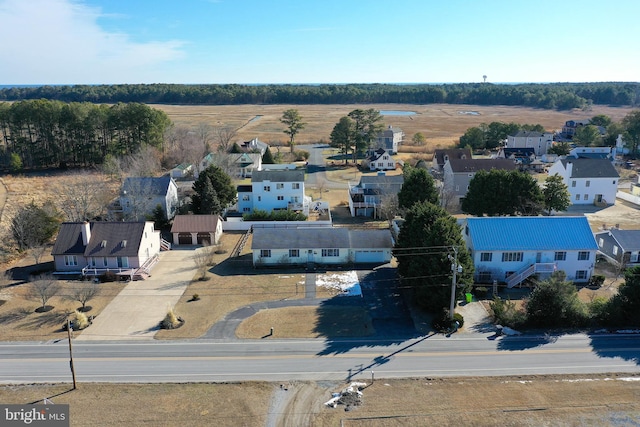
[375,126,404,154]
[51,221,162,279]
[443,158,517,205]
[349,173,404,218]
[432,148,472,172]
[595,228,640,268]
[547,158,619,206]
[118,176,179,221]
[251,227,394,266]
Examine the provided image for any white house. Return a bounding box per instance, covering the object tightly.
[52,221,162,279]
[367,148,397,171]
[169,163,193,179]
[348,173,404,218]
[505,131,554,156]
[241,138,269,155]
[251,227,394,266]
[547,158,619,205]
[119,176,179,220]
[238,169,310,215]
[463,216,598,287]
[375,126,404,154]
[233,152,262,178]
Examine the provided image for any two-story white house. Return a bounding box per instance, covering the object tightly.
[375,126,404,154]
[442,158,517,205]
[237,170,310,215]
[505,131,554,156]
[367,148,397,171]
[547,158,619,205]
[463,216,598,287]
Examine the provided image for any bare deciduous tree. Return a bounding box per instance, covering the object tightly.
[29,275,60,311]
[30,244,48,265]
[213,126,238,153]
[67,281,100,311]
[193,244,216,280]
[378,193,399,224]
[120,145,162,177]
[56,172,115,222]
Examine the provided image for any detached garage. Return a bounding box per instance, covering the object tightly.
[251,227,393,267]
[171,215,223,246]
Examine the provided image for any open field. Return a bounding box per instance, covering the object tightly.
[2,374,640,426]
[156,103,636,150]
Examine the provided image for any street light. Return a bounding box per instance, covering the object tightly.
[448,247,463,321]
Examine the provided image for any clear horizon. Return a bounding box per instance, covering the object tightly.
[1,0,639,85]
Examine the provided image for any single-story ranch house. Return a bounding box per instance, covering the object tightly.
[251,227,394,267]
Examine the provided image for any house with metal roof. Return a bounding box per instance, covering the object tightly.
[251,227,393,266]
[547,158,619,205]
[595,228,640,268]
[51,221,163,279]
[463,216,598,287]
[348,172,404,218]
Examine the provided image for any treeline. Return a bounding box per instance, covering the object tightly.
[0,100,170,169]
[0,82,638,109]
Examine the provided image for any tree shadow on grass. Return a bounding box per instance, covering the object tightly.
[211,257,307,277]
[0,307,33,324]
[588,332,640,366]
[20,310,69,330]
[316,267,422,356]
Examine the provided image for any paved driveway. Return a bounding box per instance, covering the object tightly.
[77,247,199,341]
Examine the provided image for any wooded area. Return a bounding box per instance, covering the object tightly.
[0,100,170,169]
[1,82,638,109]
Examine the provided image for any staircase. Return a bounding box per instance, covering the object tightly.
[133,253,160,280]
[230,226,253,258]
[160,238,172,251]
[506,262,556,288]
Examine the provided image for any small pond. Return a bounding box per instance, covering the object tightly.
[379,110,417,116]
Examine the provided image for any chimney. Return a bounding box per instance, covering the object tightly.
[81,222,91,246]
[565,160,573,177]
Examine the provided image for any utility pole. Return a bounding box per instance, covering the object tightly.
[67,319,77,390]
[449,247,462,321]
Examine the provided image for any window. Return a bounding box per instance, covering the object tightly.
[480,252,492,262]
[583,194,588,201]
[277,196,284,201]
[378,162,383,167]
[90,257,97,267]
[578,251,590,260]
[117,257,129,268]
[555,251,566,261]
[575,194,581,201]
[575,270,588,280]
[572,181,576,187]
[289,249,299,258]
[257,196,261,201]
[613,180,617,185]
[242,195,250,201]
[276,183,284,189]
[322,248,339,257]
[243,207,251,212]
[263,186,271,192]
[290,196,299,203]
[502,252,523,262]
[292,183,300,189]
[478,272,492,282]
[260,250,271,258]
[598,238,604,247]
[613,246,618,255]
[64,255,78,266]
[586,180,590,187]
[102,257,108,267]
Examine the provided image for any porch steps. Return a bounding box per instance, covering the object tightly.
[230,226,253,258]
[506,262,556,288]
[160,238,172,251]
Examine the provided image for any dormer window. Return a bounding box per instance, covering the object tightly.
[121,240,127,248]
[101,240,107,248]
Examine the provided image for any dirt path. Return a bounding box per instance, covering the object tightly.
[267,381,338,427]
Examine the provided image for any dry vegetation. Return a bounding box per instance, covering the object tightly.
[2,374,640,426]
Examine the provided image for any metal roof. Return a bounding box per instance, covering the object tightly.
[466,216,598,251]
[171,215,220,233]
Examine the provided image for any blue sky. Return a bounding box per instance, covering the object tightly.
[1,0,639,85]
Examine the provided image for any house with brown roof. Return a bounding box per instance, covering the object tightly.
[443,158,517,205]
[51,221,162,279]
[170,215,223,246]
[431,148,472,173]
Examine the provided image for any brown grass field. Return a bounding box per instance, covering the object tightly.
[1,103,640,426]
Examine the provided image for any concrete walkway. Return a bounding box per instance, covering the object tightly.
[77,247,199,341]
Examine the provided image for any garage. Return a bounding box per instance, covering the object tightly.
[354,250,386,263]
[197,232,213,245]
[177,233,193,245]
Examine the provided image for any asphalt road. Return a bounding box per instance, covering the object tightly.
[1,333,639,384]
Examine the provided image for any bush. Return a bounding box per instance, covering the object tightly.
[295,150,310,161]
[473,286,488,299]
[589,275,605,288]
[161,309,183,329]
[70,310,89,330]
[432,309,464,332]
[191,294,200,301]
[490,297,526,329]
[100,271,118,283]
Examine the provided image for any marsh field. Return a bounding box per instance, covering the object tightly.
[154,103,635,150]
